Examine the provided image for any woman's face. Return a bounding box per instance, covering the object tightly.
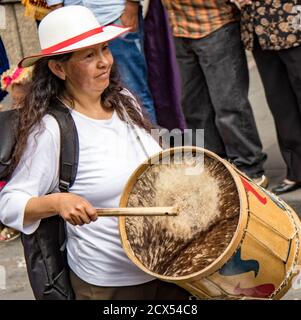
[61,42,113,96]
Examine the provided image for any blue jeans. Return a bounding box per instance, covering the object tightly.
[109,11,157,124]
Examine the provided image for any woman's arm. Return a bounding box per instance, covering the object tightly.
[0,115,96,234]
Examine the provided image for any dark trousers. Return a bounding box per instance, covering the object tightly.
[253,37,301,182]
[70,270,191,300]
[174,22,266,178]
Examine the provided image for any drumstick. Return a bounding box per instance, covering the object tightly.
[96,207,178,217]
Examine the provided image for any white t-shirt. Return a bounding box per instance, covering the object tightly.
[0,103,161,286]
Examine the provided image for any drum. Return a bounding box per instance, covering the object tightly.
[119,147,301,300]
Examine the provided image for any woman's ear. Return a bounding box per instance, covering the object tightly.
[48,60,66,80]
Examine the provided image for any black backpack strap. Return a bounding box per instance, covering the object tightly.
[0,109,19,180]
[22,99,78,300]
[47,99,79,193]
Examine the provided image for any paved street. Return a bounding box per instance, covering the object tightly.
[0,57,300,300]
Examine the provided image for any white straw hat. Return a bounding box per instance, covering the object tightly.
[19,5,130,67]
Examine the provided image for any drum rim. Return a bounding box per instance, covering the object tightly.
[118,146,249,281]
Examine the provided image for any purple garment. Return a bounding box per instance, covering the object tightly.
[144,0,186,130]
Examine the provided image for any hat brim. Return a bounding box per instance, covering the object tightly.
[19,25,130,68]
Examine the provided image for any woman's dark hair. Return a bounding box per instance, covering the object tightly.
[9,53,153,176]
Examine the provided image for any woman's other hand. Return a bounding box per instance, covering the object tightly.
[230,0,252,9]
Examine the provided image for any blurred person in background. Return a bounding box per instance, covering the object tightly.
[162,0,268,187]
[239,0,301,194]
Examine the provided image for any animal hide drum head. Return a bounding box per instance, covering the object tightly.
[123,148,240,278]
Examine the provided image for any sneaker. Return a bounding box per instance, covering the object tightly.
[272,180,301,195]
[252,175,269,188]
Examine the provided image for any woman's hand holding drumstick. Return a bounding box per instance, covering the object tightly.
[25,193,178,227]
